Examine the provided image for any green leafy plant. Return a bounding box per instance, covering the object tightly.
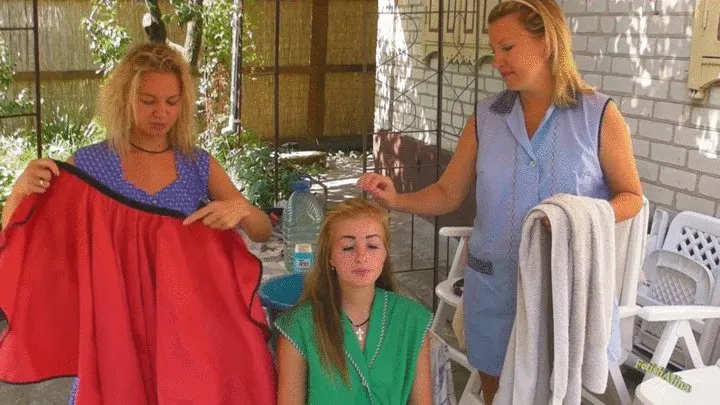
[82,0,131,76]
[0,37,33,118]
[39,106,104,161]
[0,37,13,89]
[199,128,322,209]
[0,106,103,207]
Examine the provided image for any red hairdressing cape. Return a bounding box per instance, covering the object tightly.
[0,162,276,404]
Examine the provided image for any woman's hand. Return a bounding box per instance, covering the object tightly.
[183,198,252,230]
[12,159,60,197]
[356,173,399,209]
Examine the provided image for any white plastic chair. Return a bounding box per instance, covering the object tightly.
[430,226,482,405]
[583,201,720,405]
[581,197,650,405]
[632,298,720,404]
[645,207,670,259]
[634,211,720,369]
[633,328,720,405]
[633,358,720,405]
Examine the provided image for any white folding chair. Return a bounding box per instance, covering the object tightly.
[634,211,720,369]
[582,197,650,405]
[430,226,482,405]
[633,290,720,404]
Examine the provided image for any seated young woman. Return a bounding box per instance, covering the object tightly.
[274,198,432,405]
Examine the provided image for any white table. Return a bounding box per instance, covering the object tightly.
[634,365,720,405]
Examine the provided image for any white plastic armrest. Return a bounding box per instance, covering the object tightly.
[618,305,640,319]
[439,227,473,237]
[637,305,720,322]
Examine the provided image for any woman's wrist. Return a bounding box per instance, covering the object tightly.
[9,184,27,201]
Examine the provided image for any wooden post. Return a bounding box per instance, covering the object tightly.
[307,0,329,139]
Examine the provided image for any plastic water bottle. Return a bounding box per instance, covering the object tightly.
[292,243,314,273]
[282,180,324,272]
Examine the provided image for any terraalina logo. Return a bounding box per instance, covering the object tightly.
[635,360,692,393]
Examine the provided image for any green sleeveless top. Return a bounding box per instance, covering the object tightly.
[274,288,432,405]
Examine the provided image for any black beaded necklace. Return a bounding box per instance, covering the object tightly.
[130,142,170,154]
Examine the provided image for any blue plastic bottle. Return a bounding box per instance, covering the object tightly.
[282,180,324,272]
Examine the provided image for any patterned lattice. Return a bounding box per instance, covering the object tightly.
[646,269,698,338]
[676,227,720,278]
[649,269,697,306]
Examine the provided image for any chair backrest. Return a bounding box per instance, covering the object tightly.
[647,207,670,257]
[648,250,715,306]
[661,211,720,280]
[441,227,473,280]
[698,271,720,365]
[614,196,649,355]
[615,196,650,308]
[633,211,720,368]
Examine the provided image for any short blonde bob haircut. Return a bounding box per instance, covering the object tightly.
[96,42,196,156]
[488,0,594,107]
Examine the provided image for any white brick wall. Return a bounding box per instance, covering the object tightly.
[698,175,720,200]
[676,193,716,216]
[659,166,696,191]
[653,101,690,123]
[636,158,659,181]
[573,34,589,52]
[687,151,720,176]
[634,138,650,157]
[588,0,607,13]
[375,0,720,217]
[639,120,673,142]
[642,182,675,206]
[609,0,631,13]
[658,0,694,13]
[651,143,687,166]
[675,126,720,153]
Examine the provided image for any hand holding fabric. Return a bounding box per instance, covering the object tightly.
[183,198,252,230]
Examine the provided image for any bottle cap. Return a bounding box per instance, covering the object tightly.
[291,180,311,192]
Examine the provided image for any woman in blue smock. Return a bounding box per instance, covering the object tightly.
[357,1,643,403]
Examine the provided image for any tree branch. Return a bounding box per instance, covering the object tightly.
[183,0,204,76]
[142,0,167,42]
[141,0,203,76]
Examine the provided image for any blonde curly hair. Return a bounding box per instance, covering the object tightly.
[96,42,196,156]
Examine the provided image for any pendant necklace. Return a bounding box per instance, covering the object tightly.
[349,315,370,342]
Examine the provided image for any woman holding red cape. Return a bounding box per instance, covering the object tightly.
[0,42,277,405]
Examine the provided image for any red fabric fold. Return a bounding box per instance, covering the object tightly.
[0,164,277,404]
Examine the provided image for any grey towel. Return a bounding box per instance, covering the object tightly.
[494,194,615,405]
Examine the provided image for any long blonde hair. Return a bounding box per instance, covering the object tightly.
[96,42,196,156]
[298,198,398,384]
[488,0,593,107]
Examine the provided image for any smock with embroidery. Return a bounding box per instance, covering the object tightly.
[274,288,432,405]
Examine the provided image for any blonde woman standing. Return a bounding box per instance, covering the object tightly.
[357,1,643,403]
